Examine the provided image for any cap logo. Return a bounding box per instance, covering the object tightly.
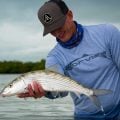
[44,13,52,23]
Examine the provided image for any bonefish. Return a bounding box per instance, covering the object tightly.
[0,70,112,109]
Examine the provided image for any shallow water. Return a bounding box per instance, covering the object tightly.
[0,74,74,120]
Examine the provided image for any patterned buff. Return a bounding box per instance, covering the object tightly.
[56,22,84,49]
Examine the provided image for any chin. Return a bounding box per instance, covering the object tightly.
[60,37,69,42]
[61,39,68,43]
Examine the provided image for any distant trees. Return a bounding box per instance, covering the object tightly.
[0,59,45,74]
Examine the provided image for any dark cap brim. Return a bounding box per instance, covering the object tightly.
[43,16,66,36]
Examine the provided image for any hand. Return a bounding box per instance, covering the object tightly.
[17,81,46,99]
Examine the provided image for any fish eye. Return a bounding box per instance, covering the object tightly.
[9,84,13,88]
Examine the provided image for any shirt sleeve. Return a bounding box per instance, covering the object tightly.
[106,24,120,70]
[45,54,68,99]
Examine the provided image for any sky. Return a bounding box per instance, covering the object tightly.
[0,0,120,62]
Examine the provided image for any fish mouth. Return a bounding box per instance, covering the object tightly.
[0,92,14,97]
[0,89,5,97]
[0,93,6,97]
[0,94,6,97]
[0,90,7,97]
[0,89,12,97]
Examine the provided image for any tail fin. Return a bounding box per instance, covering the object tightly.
[89,95,105,113]
[89,89,112,110]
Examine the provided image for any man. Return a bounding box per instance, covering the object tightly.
[18,0,120,119]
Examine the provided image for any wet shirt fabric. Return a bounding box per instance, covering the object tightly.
[45,23,120,119]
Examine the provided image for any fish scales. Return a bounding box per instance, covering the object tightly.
[19,71,89,94]
[33,72,91,95]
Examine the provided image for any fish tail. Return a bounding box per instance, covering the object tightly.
[89,89,112,109]
[89,95,106,114]
[89,95,102,109]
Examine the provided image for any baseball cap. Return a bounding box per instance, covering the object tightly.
[38,0,69,36]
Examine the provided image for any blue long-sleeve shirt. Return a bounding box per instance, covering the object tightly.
[45,23,120,119]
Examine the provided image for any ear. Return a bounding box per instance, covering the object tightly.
[67,10,73,20]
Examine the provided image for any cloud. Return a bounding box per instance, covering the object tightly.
[0,0,120,61]
[0,20,56,61]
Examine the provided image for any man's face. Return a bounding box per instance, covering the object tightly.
[50,11,76,42]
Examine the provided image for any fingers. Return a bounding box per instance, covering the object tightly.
[31,81,45,98]
[17,92,30,98]
[27,83,36,97]
[18,81,45,99]
[17,84,34,98]
[37,82,46,97]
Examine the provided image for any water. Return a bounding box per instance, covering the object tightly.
[0,74,74,120]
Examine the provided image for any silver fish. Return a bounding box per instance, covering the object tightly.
[0,70,112,109]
